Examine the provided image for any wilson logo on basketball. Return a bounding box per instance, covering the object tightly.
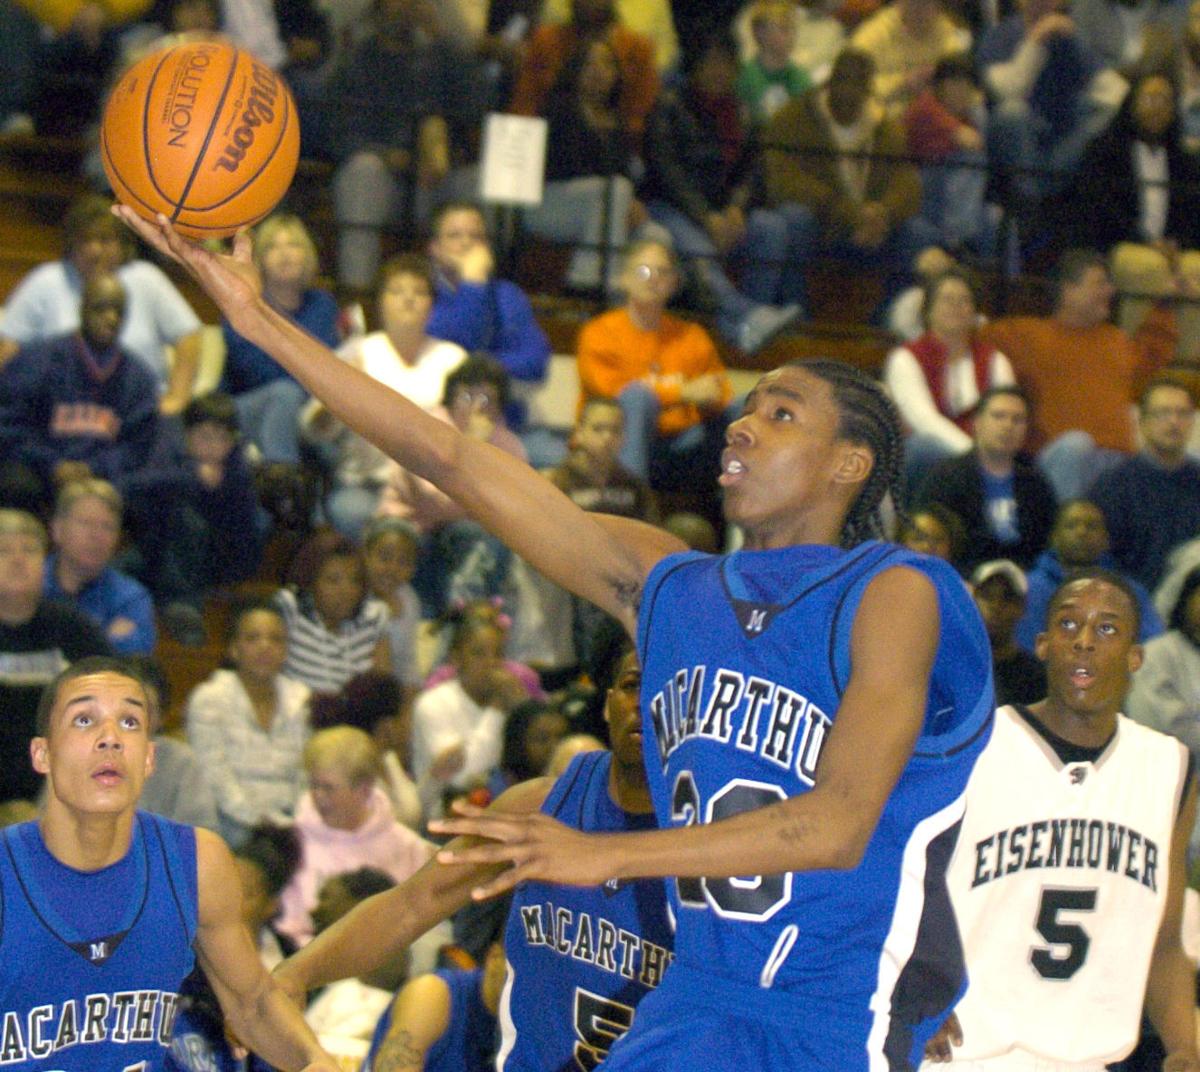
[213,63,279,174]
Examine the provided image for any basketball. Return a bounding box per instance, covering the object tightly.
[100,39,300,239]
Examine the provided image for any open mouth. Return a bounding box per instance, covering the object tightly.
[1068,666,1095,689]
[91,765,124,786]
[719,451,746,487]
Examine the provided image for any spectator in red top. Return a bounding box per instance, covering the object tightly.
[904,54,993,255]
[509,0,659,142]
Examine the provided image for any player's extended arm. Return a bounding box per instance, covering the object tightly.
[110,209,684,629]
[371,974,453,1072]
[1144,776,1200,1072]
[274,777,553,999]
[191,830,340,1072]
[433,566,939,894]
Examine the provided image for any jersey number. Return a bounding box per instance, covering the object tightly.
[1030,887,1097,980]
[670,771,791,921]
[572,988,634,1071]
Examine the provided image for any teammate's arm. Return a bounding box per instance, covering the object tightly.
[370,974,453,1072]
[111,209,684,630]
[1143,775,1200,1072]
[191,830,340,1072]
[434,566,939,893]
[274,777,553,1000]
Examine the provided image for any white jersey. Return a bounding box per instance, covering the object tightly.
[944,705,1189,1067]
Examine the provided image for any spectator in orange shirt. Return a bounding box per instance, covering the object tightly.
[509,0,659,142]
[977,248,1179,499]
[576,239,737,493]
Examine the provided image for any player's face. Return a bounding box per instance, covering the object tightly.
[1035,579,1142,718]
[1062,265,1115,326]
[573,404,624,462]
[378,270,433,334]
[52,496,120,577]
[973,394,1029,458]
[1140,384,1195,459]
[364,532,418,599]
[1052,502,1108,567]
[0,530,46,604]
[229,609,288,682]
[430,209,489,267]
[604,650,643,769]
[1133,75,1175,139]
[311,554,365,627]
[33,671,155,815]
[308,765,371,831]
[579,40,620,100]
[721,366,869,546]
[448,382,503,427]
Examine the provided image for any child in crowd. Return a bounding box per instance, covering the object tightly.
[362,516,424,697]
[423,599,545,700]
[737,0,812,125]
[411,610,535,820]
[274,528,393,693]
[904,54,992,255]
[185,599,311,848]
[276,727,433,947]
[488,698,570,798]
[121,392,263,645]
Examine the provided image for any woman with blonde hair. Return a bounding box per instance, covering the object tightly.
[221,213,342,463]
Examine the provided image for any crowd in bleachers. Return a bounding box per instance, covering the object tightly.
[6,0,1200,1067]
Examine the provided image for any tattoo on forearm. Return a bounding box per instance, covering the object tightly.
[376,1029,425,1071]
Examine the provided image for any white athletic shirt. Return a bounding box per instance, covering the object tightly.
[943,704,1189,1067]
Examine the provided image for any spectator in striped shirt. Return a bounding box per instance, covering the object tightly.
[274,529,394,694]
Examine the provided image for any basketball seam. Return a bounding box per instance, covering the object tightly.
[169,44,243,223]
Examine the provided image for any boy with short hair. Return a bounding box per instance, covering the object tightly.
[736,0,813,125]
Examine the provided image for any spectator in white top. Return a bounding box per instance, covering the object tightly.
[411,613,532,820]
[186,599,311,847]
[276,727,433,946]
[274,529,393,694]
[303,254,466,541]
[884,268,1014,499]
[0,195,203,415]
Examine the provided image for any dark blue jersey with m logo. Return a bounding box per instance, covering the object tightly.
[636,540,994,1070]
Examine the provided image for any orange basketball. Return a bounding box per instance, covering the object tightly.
[101,38,300,239]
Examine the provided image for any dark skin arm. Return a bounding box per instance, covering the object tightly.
[1145,776,1200,1072]
[273,777,552,999]
[110,209,685,635]
[432,567,940,896]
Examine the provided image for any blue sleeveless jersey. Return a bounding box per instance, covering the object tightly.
[0,811,198,1071]
[498,751,673,1071]
[635,541,994,1067]
[363,967,495,1072]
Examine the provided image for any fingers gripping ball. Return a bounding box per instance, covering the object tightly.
[101,40,300,239]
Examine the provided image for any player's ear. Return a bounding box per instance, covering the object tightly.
[1033,632,1048,662]
[30,737,49,776]
[143,739,157,779]
[1127,643,1144,675]
[832,442,873,487]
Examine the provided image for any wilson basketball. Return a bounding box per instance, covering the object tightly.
[101,39,300,239]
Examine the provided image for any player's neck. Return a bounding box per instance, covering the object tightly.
[609,762,653,814]
[740,510,845,551]
[39,803,134,871]
[1025,697,1118,749]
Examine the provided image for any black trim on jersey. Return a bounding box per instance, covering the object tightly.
[146,813,195,948]
[1012,705,1112,766]
[4,819,152,965]
[882,817,965,1072]
[547,751,600,829]
[826,544,904,696]
[912,708,993,760]
[1181,753,1196,822]
[640,555,702,658]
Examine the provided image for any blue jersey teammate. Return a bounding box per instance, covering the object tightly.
[0,656,337,1072]
[274,628,671,1070]
[117,208,995,1071]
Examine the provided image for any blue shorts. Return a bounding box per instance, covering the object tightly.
[603,964,873,1072]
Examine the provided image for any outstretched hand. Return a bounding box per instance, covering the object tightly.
[110,205,263,318]
[429,802,619,900]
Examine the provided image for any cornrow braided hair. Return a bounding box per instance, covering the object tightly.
[791,359,906,549]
